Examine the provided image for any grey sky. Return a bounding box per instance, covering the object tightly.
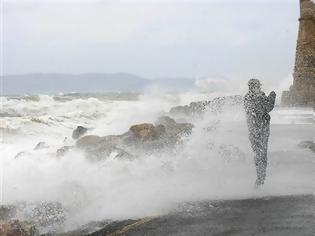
[3,0,299,83]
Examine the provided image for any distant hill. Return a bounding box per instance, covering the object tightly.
[1,73,195,95]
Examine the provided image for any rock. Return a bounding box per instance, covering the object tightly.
[113,148,134,160]
[63,137,72,146]
[155,116,194,137]
[14,152,32,160]
[72,119,193,161]
[129,123,166,141]
[177,123,194,136]
[87,141,133,162]
[74,134,133,161]
[72,126,88,140]
[56,220,112,236]
[30,202,66,229]
[169,95,243,117]
[76,135,103,148]
[121,123,168,152]
[298,141,314,148]
[207,95,243,113]
[155,125,167,138]
[60,218,153,236]
[99,135,124,147]
[298,141,315,153]
[33,142,49,151]
[71,118,193,161]
[93,147,133,162]
[50,195,315,236]
[121,119,194,153]
[74,124,166,160]
[84,144,117,161]
[155,116,177,127]
[169,102,206,116]
[10,202,67,233]
[56,146,73,157]
[0,220,39,236]
[0,205,17,221]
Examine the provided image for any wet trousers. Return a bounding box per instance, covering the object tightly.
[248,124,270,185]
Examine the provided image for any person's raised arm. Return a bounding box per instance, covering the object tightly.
[264,91,276,113]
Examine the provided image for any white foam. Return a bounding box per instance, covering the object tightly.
[0,92,314,231]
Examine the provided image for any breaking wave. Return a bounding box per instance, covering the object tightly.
[0,91,314,233]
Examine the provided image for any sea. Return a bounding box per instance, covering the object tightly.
[0,91,314,233]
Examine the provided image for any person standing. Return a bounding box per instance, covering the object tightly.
[244,79,276,187]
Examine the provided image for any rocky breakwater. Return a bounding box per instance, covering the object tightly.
[0,220,39,236]
[13,95,242,162]
[57,116,194,161]
[53,95,243,161]
[0,202,66,236]
[169,95,243,118]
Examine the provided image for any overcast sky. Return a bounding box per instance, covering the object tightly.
[3,0,300,83]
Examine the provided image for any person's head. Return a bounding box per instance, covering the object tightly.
[248,78,261,93]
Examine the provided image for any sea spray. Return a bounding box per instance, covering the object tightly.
[0,92,314,233]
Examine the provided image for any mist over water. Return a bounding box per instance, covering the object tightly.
[0,90,314,232]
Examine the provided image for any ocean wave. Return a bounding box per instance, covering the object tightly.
[0,92,314,233]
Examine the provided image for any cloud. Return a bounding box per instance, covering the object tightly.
[3,0,299,79]
[4,0,298,44]
[4,1,159,43]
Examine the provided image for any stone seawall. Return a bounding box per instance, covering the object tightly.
[282,0,315,106]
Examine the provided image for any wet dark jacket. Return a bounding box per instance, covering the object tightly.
[244,91,276,135]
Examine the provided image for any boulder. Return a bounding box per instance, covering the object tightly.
[30,202,66,229]
[169,95,243,117]
[0,220,39,236]
[8,202,67,234]
[99,135,124,147]
[129,123,166,141]
[89,145,134,161]
[71,119,193,161]
[169,101,209,116]
[155,116,177,127]
[57,220,112,236]
[84,144,118,161]
[155,116,194,137]
[112,147,134,160]
[122,121,192,152]
[0,205,17,221]
[56,146,73,157]
[72,126,88,140]
[14,152,32,160]
[33,142,49,151]
[129,123,155,140]
[298,141,315,153]
[76,135,103,148]
[74,134,132,161]
[298,141,313,148]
